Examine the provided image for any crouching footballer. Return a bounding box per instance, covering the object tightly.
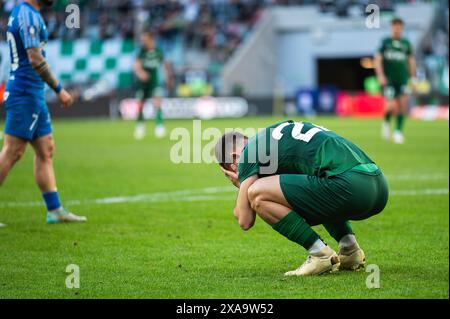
[215,120,389,276]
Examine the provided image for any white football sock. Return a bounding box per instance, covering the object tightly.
[339,234,357,248]
[308,239,327,255]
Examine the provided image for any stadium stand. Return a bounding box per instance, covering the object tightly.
[0,0,448,117]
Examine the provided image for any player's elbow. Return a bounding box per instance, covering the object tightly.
[133,63,139,74]
[27,50,43,68]
[374,54,382,65]
[133,61,142,74]
[28,55,39,68]
[233,207,239,220]
[234,207,254,230]
[239,219,254,231]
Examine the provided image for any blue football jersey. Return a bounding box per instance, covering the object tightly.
[5,2,48,94]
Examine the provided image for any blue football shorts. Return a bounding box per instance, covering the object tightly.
[3,90,52,141]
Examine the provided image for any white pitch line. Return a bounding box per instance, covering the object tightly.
[386,173,449,181]
[0,186,448,208]
[0,186,236,208]
[390,188,449,196]
[0,172,447,208]
[89,186,235,205]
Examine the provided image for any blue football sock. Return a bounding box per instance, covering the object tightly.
[42,192,62,212]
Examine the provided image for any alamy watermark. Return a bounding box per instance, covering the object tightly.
[365,264,380,289]
[169,120,259,165]
[65,4,80,29]
[63,3,381,30]
[168,120,332,175]
[365,4,380,29]
[65,264,80,289]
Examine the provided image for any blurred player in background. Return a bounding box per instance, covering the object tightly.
[0,0,86,225]
[0,44,3,227]
[375,18,417,144]
[1,50,4,137]
[133,30,173,140]
[0,45,4,228]
[0,51,4,102]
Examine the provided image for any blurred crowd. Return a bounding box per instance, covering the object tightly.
[1,1,432,42]
[0,1,284,42]
[0,0,448,95]
[0,0,299,85]
[1,1,445,54]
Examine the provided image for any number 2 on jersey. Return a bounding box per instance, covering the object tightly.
[272,122,329,143]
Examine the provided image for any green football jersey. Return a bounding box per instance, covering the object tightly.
[237,121,374,183]
[378,37,412,85]
[137,47,164,87]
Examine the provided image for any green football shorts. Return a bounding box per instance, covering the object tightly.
[136,81,164,101]
[279,164,389,226]
[383,83,409,100]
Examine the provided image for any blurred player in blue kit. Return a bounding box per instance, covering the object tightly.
[0,0,87,226]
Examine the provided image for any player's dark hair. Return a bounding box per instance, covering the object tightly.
[142,29,156,38]
[39,0,54,7]
[215,132,248,170]
[391,17,404,25]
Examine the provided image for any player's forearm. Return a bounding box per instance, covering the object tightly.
[165,62,174,81]
[409,57,417,78]
[27,48,60,92]
[374,54,385,78]
[133,61,142,77]
[134,60,147,80]
[233,176,258,230]
[234,205,255,230]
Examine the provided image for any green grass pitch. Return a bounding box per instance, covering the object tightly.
[0,116,448,298]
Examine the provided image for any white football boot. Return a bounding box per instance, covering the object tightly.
[381,122,391,140]
[0,223,6,228]
[134,123,146,140]
[155,124,166,138]
[47,208,87,224]
[284,246,340,276]
[339,243,366,271]
[393,130,405,144]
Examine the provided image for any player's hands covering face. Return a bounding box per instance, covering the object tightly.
[220,166,241,189]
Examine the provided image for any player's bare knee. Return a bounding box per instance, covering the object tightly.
[248,179,265,200]
[249,194,271,215]
[45,142,55,159]
[5,144,26,164]
[38,139,55,161]
[11,149,25,164]
[248,183,264,210]
[250,194,264,212]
